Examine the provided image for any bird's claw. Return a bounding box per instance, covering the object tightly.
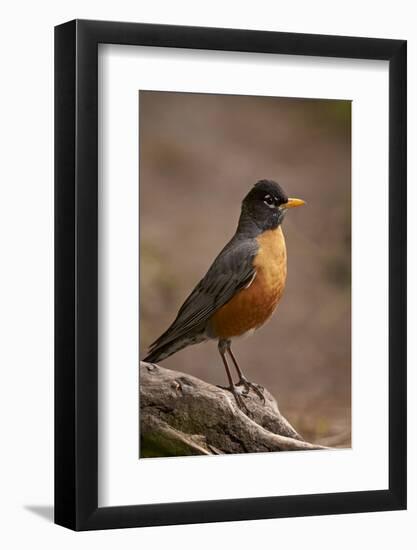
[236,377,266,404]
[230,387,252,416]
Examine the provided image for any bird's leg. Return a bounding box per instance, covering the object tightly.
[218,340,250,414]
[227,345,265,404]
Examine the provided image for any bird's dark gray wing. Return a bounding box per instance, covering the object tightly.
[148,237,258,351]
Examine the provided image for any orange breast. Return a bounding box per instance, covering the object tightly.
[210,226,287,339]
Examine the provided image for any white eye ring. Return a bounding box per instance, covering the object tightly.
[263,194,275,208]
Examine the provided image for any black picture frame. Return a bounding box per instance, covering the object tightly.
[55,19,407,531]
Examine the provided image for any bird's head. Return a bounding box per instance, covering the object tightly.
[240,179,305,231]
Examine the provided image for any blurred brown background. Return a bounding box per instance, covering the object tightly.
[139,91,351,445]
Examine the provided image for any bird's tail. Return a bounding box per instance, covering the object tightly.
[143,333,207,364]
[142,338,190,364]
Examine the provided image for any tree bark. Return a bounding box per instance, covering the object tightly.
[140,361,328,457]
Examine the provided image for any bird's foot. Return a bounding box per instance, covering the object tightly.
[230,385,252,416]
[236,376,266,404]
[217,384,252,416]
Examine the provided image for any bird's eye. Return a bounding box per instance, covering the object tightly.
[263,194,275,208]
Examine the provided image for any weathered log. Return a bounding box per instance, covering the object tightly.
[140,361,328,457]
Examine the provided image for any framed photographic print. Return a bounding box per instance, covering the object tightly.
[55,19,407,530]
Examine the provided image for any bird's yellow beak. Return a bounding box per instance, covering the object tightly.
[282,197,305,209]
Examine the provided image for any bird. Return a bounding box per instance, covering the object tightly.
[143,179,305,413]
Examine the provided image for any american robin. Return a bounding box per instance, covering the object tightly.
[143,179,305,412]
